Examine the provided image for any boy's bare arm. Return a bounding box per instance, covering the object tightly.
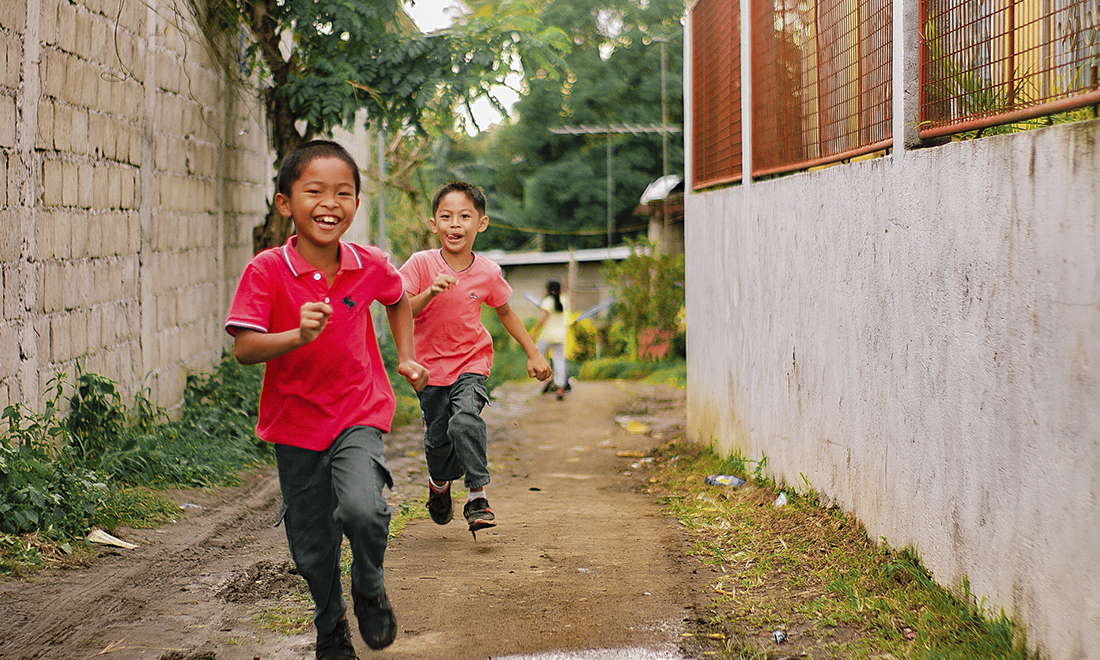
[495,303,552,381]
[233,301,332,365]
[386,293,430,392]
[408,273,458,316]
[531,308,550,339]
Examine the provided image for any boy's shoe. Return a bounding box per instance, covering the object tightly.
[352,584,397,650]
[316,618,358,660]
[463,497,496,532]
[426,481,454,525]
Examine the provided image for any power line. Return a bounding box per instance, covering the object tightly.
[548,123,682,247]
[486,219,650,236]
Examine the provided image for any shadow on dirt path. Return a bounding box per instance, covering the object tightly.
[0,380,699,660]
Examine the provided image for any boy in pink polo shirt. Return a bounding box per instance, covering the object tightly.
[226,140,428,659]
[400,181,551,537]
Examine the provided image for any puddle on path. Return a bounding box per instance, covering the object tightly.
[493,647,686,660]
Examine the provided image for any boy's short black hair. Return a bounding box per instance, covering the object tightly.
[277,140,361,197]
[432,181,486,216]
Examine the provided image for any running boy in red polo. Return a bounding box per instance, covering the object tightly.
[400,181,551,537]
[226,140,428,659]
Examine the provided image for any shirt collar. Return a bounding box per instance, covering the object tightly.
[280,235,364,278]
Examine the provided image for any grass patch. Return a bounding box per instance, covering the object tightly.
[254,594,313,635]
[650,438,1035,660]
[578,357,686,388]
[100,487,182,530]
[389,497,429,539]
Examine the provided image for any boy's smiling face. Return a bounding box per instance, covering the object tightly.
[430,190,488,260]
[275,155,359,253]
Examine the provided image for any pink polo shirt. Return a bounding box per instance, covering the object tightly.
[399,250,512,387]
[225,236,405,450]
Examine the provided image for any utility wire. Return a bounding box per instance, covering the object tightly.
[486,219,650,236]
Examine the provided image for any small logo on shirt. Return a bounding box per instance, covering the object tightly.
[342,296,356,310]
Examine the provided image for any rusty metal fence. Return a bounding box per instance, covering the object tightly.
[689,0,1098,186]
[920,0,1100,138]
[751,0,893,177]
[692,0,743,189]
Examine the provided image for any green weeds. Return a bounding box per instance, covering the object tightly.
[653,438,1035,660]
[577,357,686,388]
[0,352,268,573]
[254,596,313,635]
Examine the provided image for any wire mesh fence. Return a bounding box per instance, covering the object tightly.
[692,0,743,189]
[689,0,1098,187]
[751,0,893,177]
[920,0,1100,137]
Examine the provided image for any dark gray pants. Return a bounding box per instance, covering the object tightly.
[274,425,392,635]
[416,373,491,491]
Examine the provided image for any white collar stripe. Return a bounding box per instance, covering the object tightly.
[344,242,363,269]
[280,245,299,277]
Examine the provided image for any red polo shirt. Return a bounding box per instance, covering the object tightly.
[399,249,512,387]
[226,236,405,450]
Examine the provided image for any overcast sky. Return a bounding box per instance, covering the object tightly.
[403,0,461,32]
[403,0,519,132]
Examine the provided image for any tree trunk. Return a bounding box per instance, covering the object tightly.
[248,0,309,253]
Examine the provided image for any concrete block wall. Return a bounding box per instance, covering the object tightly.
[1,0,271,412]
[685,120,1100,660]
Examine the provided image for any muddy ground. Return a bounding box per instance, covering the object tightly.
[0,380,707,660]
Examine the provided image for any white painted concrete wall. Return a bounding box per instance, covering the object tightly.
[685,118,1100,659]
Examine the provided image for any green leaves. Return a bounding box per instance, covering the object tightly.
[432,0,684,252]
[0,353,267,553]
[604,239,685,358]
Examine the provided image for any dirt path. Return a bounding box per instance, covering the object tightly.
[0,381,698,660]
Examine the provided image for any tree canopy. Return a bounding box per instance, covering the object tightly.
[193,0,570,250]
[436,0,685,252]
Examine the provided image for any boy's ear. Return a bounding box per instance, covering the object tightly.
[477,214,489,233]
[428,216,439,233]
[274,192,292,218]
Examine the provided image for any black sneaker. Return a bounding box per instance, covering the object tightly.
[316,618,357,660]
[463,497,496,532]
[426,481,453,525]
[351,584,397,650]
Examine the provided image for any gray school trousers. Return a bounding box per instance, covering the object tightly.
[416,372,491,491]
[274,425,392,635]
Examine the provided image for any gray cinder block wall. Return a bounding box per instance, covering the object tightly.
[0,0,270,411]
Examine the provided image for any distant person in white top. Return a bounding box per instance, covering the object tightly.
[532,279,570,399]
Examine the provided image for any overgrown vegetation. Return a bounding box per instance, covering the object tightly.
[187,0,570,252]
[0,353,269,573]
[650,439,1036,660]
[578,357,685,388]
[0,342,437,574]
[604,240,685,360]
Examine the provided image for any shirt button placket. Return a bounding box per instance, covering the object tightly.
[312,272,330,304]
